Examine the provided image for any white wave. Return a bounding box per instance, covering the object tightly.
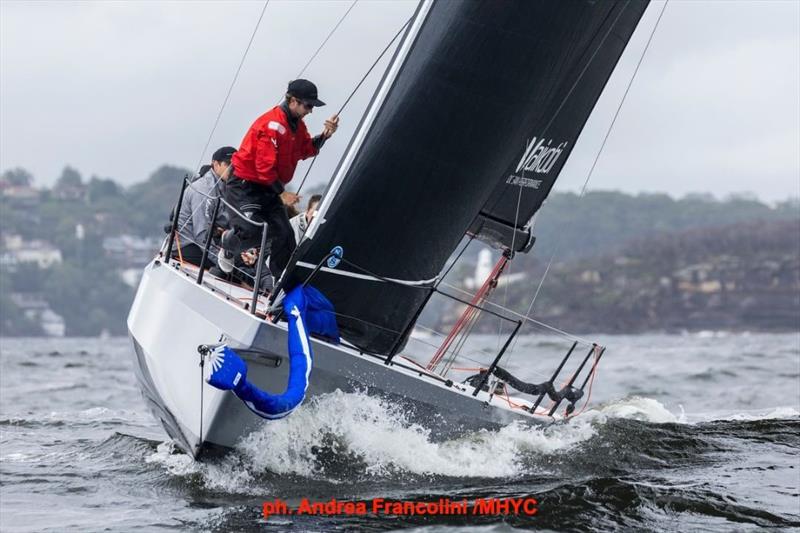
[580,396,800,425]
[720,406,800,421]
[679,406,800,423]
[145,389,595,490]
[693,330,732,339]
[145,392,799,490]
[145,441,262,494]
[582,396,680,424]
[1,406,152,426]
[236,390,597,480]
[0,452,35,463]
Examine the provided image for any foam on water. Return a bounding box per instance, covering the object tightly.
[144,391,799,491]
[580,396,800,425]
[0,406,153,427]
[145,442,261,494]
[677,405,800,424]
[720,406,800,420]
[590,396,680,423]
[236,389,597,479]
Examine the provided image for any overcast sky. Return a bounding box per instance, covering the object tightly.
[1,1,798,202]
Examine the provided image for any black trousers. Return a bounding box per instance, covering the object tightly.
[172,242,205,266]
[224,175,296,277]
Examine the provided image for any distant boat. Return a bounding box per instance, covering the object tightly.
[128,0,650,458]
[465,249,526,290]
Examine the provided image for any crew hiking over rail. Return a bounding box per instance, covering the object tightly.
[218,79,339,282]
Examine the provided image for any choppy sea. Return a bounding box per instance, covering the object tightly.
[1,333,798,532]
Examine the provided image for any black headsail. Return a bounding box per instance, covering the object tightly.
[285,0,650,355]
[469,1,651,253]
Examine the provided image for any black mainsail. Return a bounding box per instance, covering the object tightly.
[285,0,650,355]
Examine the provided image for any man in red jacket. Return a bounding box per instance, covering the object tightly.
[219,79,338,280]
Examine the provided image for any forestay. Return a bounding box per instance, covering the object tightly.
[285,0,650,356]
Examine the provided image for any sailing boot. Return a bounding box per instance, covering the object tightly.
[217,229,241,273]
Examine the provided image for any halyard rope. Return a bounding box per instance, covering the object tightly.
[295,14,413,195]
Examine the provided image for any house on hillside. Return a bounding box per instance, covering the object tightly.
[102,234,161,267]
[0,234,63,271]
[9,292,65,337]
[0,184,40,208]
[52,183,87,201]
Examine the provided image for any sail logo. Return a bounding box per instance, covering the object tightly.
[327,246,343,269]
[506,175,542,189]
[514,137,569,175]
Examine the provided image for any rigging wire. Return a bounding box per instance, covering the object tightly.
[177,1,359,244]
[441,306,483,375]
[506,0,670,360]
[438,282,595,346]
[176,0,271,256]
[496,159,526,352]
[194,1,270,175]
[436,235,474,287]
[295,15,413,195]
[296,0,358,81]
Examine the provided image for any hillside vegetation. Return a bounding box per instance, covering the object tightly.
[1,165,798,336]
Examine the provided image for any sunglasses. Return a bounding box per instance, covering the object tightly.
[295,97,314,110]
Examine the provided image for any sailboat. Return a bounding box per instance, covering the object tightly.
[128,0,651,458]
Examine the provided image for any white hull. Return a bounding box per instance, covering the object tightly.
[128,258,547,458]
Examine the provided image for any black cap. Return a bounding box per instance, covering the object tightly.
[212,146,236,163]
[287,79,326,107]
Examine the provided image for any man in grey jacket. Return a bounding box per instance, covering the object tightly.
[173,146,236,265]
[289,194,321,244]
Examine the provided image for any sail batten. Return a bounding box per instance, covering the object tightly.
[287,0,650,355]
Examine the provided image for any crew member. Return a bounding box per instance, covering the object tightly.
[174,146,236,265]
[290,194,322,244]
[219,79,338,277]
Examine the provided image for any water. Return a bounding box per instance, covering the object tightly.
[1,333,798,532]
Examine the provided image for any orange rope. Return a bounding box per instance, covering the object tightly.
[175,233,185,266]
[501,386,523,409]
[427,255,508,371]
[497,382,555,420]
